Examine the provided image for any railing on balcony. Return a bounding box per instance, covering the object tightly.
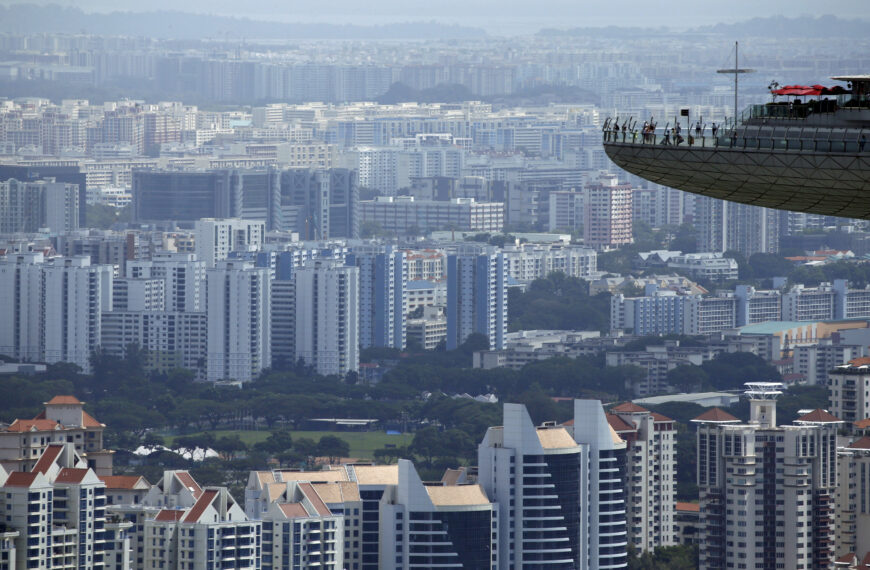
[602,119,869,154]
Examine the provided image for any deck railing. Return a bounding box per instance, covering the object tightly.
[602,121,869,154]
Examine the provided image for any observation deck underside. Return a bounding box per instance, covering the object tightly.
[605,143,870,219]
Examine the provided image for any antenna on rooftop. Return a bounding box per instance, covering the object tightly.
[717,41,755,123]
[744,382,783,428]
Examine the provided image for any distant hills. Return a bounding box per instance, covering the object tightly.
[540,14,869,38]
[0,4,487,40]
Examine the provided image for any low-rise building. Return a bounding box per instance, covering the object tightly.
[0,395,112,476]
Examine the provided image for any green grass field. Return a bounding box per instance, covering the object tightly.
[162,430,413,459]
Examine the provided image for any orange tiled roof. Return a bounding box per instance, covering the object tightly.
[183,489,218,523]
[848,436,870,450]
[605,413,635,433]
[4,472,39,487]
[154,509,186,522]
[100,475,150,490]
[5,419,61,432]
[651,412,674,423]
[32,444,64,474]
[278,503,309,518]
[692,408,740,423]
[795,409,842,423]
[855,418,870,429]
[45,395,83,405]
[611,402,649,413]
[55,468,89,484]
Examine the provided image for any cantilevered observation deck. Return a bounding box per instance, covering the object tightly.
[604,76,870,219]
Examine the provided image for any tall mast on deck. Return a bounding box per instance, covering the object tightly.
[717,41,755,124]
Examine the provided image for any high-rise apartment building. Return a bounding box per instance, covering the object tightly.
[829,358,870,424]
[694,383,839,570]
[478,400,628,570]
[0,253,112,373]
[0,443,131,570]
[694,196,780,256]
[294,259,359,376]
[194,217,265,267]
[583,173,633,250]
[0,178,80,235]
[127,253,207,313]
[347,246,407,350]
[379,460,498,569]
[446,246,508,350]
[206,260,271,382]
[608,403,676,553]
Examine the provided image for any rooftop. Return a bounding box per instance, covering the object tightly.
[536,427,578,449]
[795,409,842,424]
[692,408,741,424]
[426,484,490,507]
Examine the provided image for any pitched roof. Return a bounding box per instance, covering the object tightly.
[311,481,360,503]
[856,418,870,430]
[175,471,203,499]
[5,419,61,432]
[298,482,331,516]
[55,468,89,484]
[45,395,83,405]
[651,412,674,423]
[278,502,309,518]
[605,413,635,433]
[81,411,103,428]
[692,408,740,423]
[849,436,870,450]
[183,489,218,523]
[4,471,39,487]
[536,427,578,449]
[99,475,150,490]
[676,501,700,512]
[611,402,649,413]
[154,509,186,522]
[32,444,64,474]
[795,409,842,424]
[848,357,870,367]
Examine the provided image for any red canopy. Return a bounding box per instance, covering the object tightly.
[772,84,850,96]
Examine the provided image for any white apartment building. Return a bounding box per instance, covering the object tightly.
[294,259,359,376]
[609,403,676,552]
[112,277,165,311]
[829,358,870,425]
[0,178,79,235]
[548,190,583,232]
[666,253,738,282]
[360,197,504,234]
[782,284,836,322]
[127,252,207,313]
[794,341,866,386]
[0,395,112,476]
[0,253,112,373]
[145,487,258,570]
[405,280,447,314]
[478,400,628,570]
[101,311,208,378]
[734,285,782,326]
[206,260,271,382]
[682,295,736,335]
[694,384,839,570]
[835,435,870,563]
[501,243,597,282]
[0,443,131,570]
[270,278,296,369]
[194,218,265,267]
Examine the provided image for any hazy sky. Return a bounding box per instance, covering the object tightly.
[6,0,870,33]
